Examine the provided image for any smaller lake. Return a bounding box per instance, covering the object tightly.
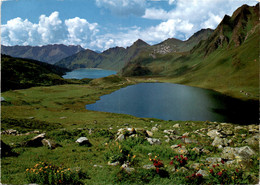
[86,83,258,124]
[63,68,117,79]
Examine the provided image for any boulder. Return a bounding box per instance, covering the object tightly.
[147,138,161,145]
[205,157,222,164]
[143,164,155,170]
[116,134,125,141]
[151,127,158,132]
[171,145,188,154]
[25,133,45,147]
[212,137,228,147]
[172,124,180,128]
[243,135,259,146]
[146,131,153,137]
[222,146,255,160]
[76,137,91,146]
[42,139,61,149]
[108,161,120,166]
[207,130,221,139]
[196,169,209,177]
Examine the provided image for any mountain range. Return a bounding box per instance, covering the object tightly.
[1,44,84,64]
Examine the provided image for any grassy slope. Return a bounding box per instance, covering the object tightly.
[1,77,259,184]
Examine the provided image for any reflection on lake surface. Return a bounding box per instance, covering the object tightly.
[63,68,117,79]
[86,83,258,124]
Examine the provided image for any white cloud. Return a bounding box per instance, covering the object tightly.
[1,12,99,48]
[143,0,258,40]
[95,0,146,16]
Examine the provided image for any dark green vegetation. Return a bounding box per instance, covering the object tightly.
[1,44,84,64]
[1,55,92,92]
[122,3,259,100]
[1,77,259,184]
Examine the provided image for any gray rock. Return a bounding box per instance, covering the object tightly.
[93,164,103,168]
[25,133,45,147]
[249,129,259,134]
[196,169,209,177]
[143,164,155,170]
[212,137,228,147]
[171,145,188,154]
[116,134,125,141]
[222,146,255,160]
[207,130,221,139]
[172,124,180,128]
[76,137,91,146]
[2,129,19,135]
[146,131,153,137]
[151,127,158,132]
[205,157,222,164]
[147,138,161,145]
[42,139,61,149]
[191,147,201,154]
[178,167,188,173]
[190,163,200,169]
[201,149,210,154]
[121,163,135,173]
[163,130,175,135]
[243,135,259,146]
[234,126,244,132]
[182,138,197,144]
[108,161,120,166]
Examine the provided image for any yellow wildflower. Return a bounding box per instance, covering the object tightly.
[128,154,130,157]
[120,150,122,153]
[68,168,70,171]
[133,155,136,159]
[45,166,48,169]
[116,142,119,146]
[119,145,121,149]
[26,169,29,172]
[155,156,157,158]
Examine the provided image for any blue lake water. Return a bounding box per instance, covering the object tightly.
[86,83,258,124]
[63,68,117,79]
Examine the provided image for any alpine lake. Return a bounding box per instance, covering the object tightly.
[64,69,258,124]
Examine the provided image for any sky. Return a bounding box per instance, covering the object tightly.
[1,0,258,51]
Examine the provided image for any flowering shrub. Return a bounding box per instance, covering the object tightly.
[169,155,188,168]
[186,172,204,184]
[25,162,84,185]
[208,164,245,184]
[149,155,164,173]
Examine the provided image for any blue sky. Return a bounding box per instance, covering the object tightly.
[1,0,258,51]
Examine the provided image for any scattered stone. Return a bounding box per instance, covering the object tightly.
[212,137,228,147]
[147,138,161,145]
[201,149,210,154]
[42,139,61,149]
[121,163,135,173]
[190,163,200,170]
[177,167,188,173]
[76,137,91,146]
[143,164,155,170]
[191,147,201,154]
[249,129,259,134]
[151,127,158,132]
[89,128,94,135]
[108,161,120,166]
[146,131,153,137]
[207,130,221,139]
[222,146,255,160]
[25,133,45,147]
[171,145,188,154]
[172,124,180,128]
[59,117,67,119]
[2,129,19,135]
[93,165,103,168]
[116,134,125,141]
[234,126,244,132]
[241,134,247,138]
[163,130,175,135]
[205,157,222,164]
[28,117,35,119]
[182,137,197,144]
[243,135,259,146]
[221,130,234,136]
[196,169,209,177]
[182,132,189,137]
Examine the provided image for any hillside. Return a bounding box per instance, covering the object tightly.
[1,44,84,64]
[1,55,72,91]
[55,39,150,71]
[122,3,259,100]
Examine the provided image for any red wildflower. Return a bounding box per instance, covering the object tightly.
[180,155,183,158]
[156,167,159,173]
[221,160,225,164]
[184,157,188,161]
[210,169,213,174]
[217,171,223,176]
[178,144,182,148]
[212,165,216,168]
[192,173,196,177]
[182,135,187,138]
[217,164,219,166]
[180,160,183,164]
[236,169,239,173]
[177,158,180,161]
[174,155,179,159]
[169,160,173,165]
[196,173,203,177]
